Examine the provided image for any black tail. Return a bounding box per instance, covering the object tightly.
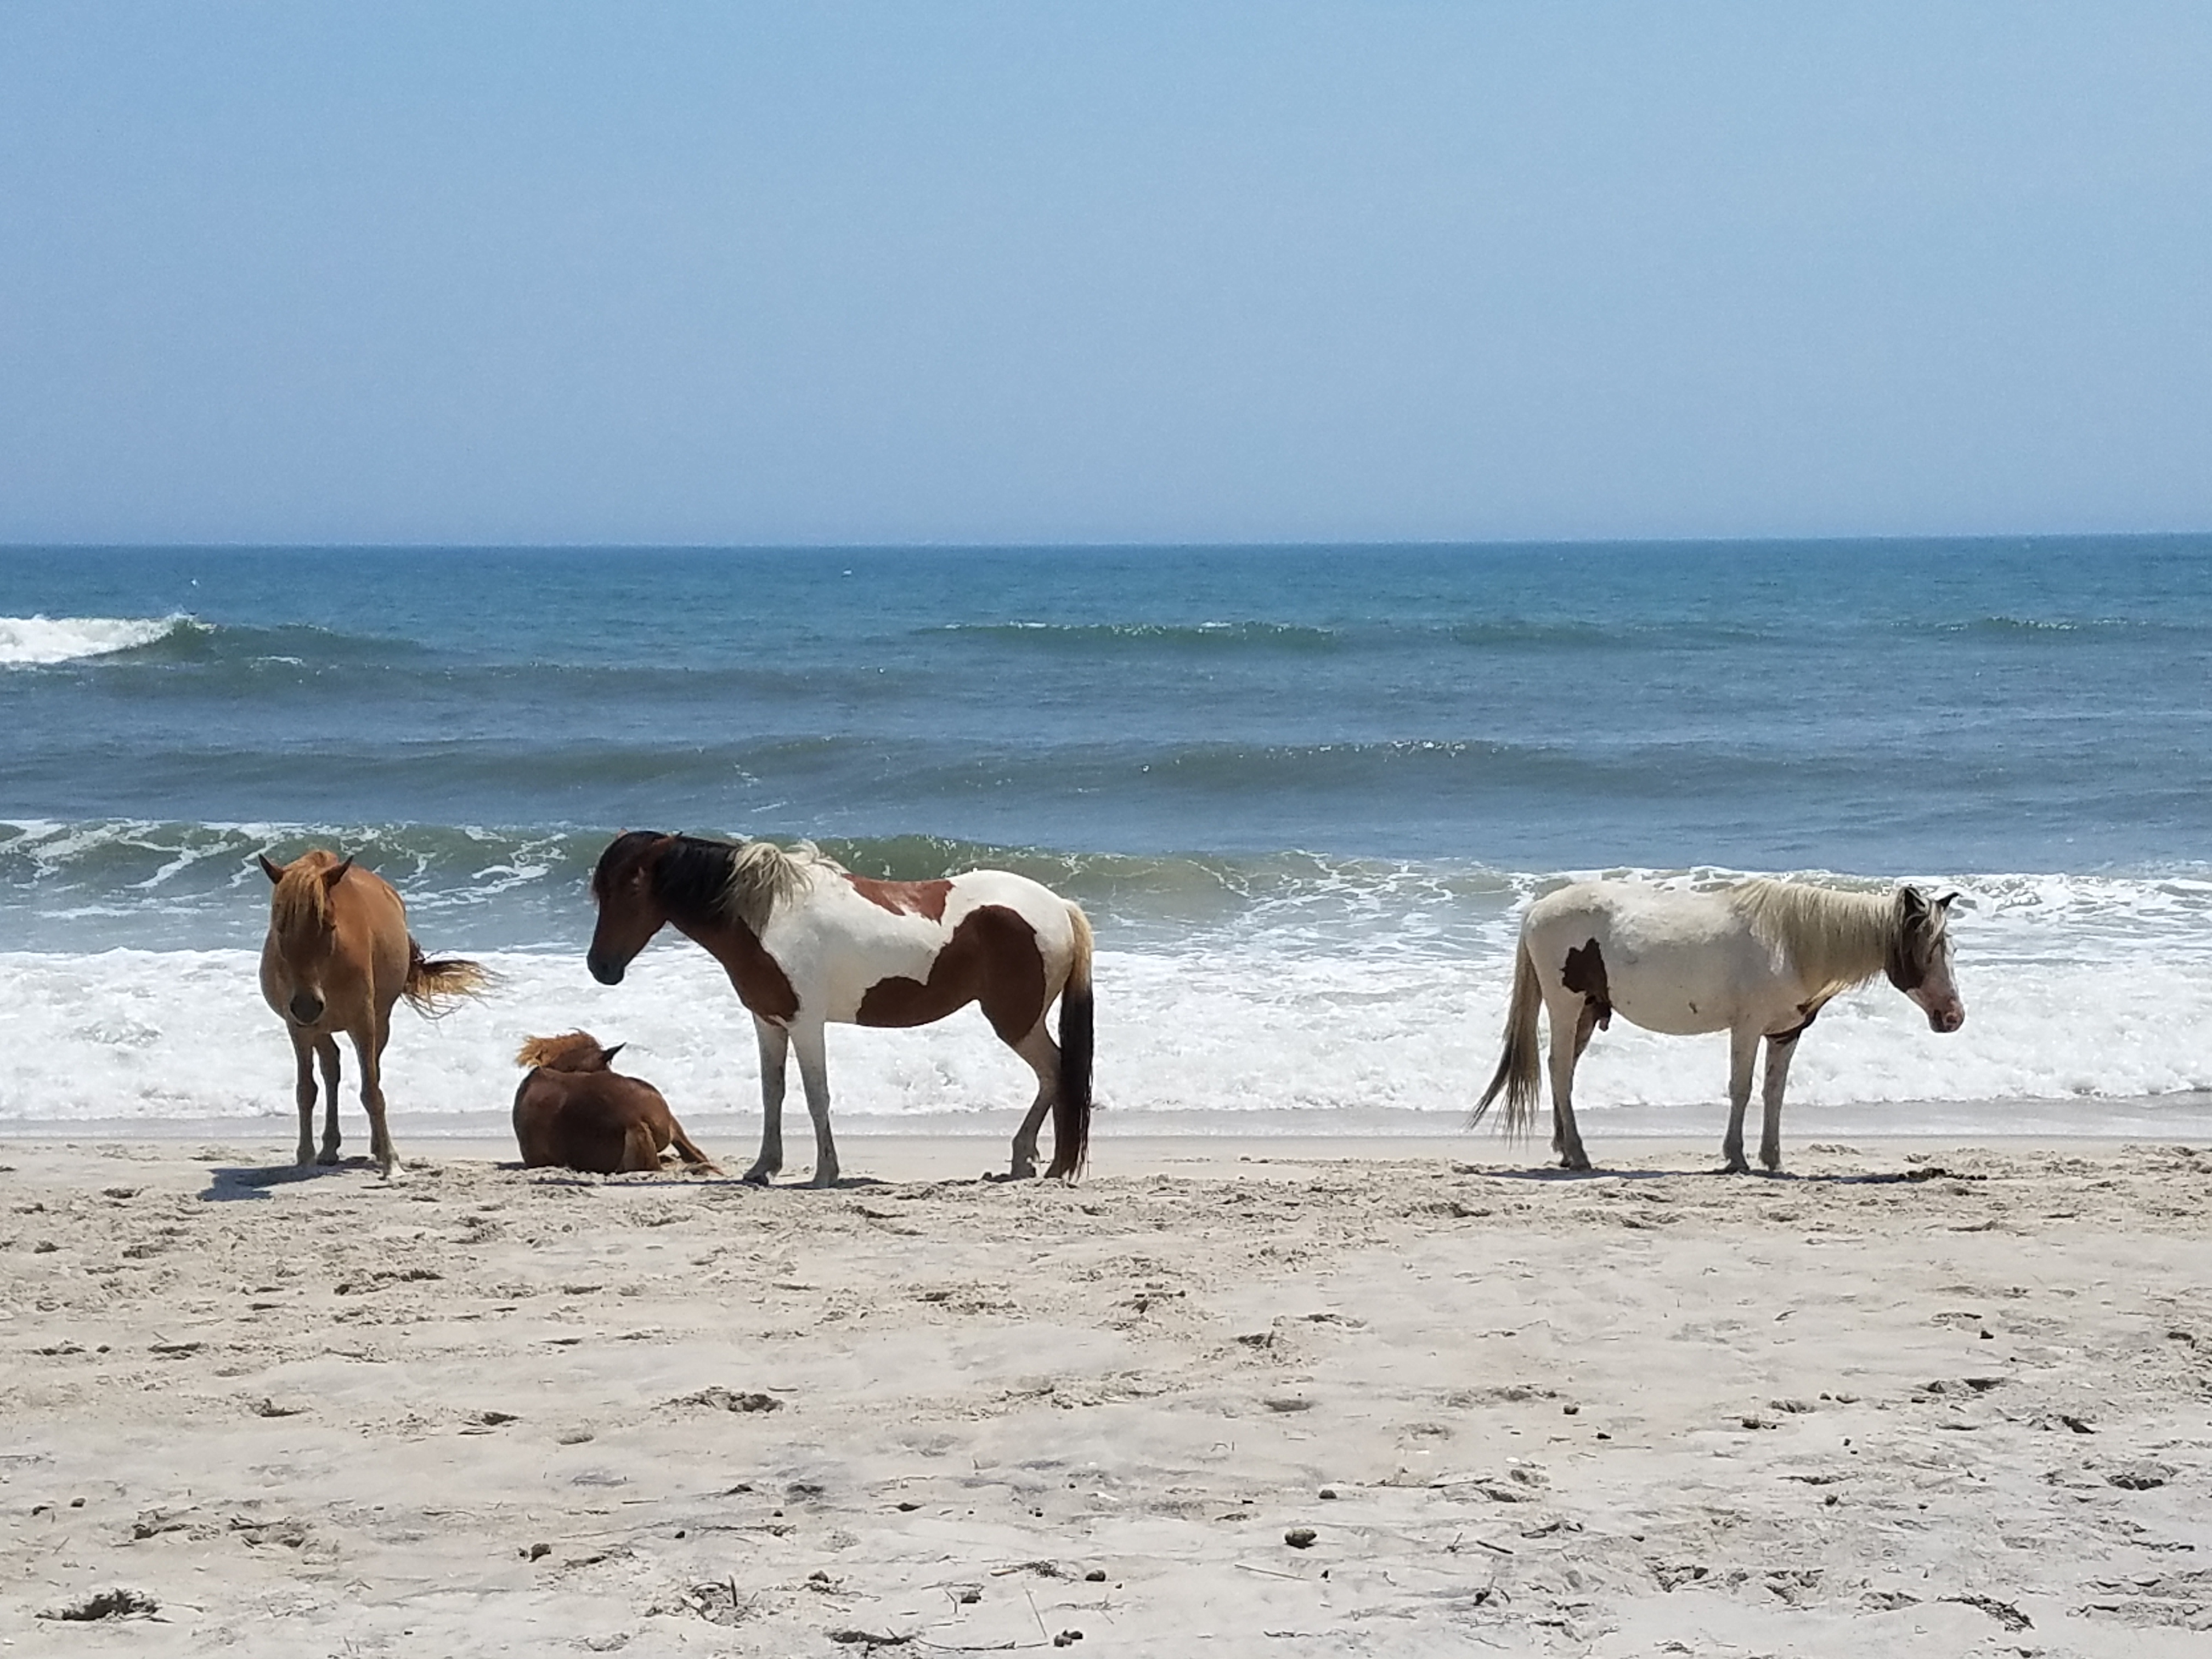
[1046,905,1094,1180]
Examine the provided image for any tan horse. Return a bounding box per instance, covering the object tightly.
[512,1031,718,1175]
[258,849,489,1175]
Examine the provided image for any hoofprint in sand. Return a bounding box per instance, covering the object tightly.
[2,1137,2209,1655]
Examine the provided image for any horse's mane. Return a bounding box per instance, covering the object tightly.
[1726,880,1898,1003]
[268,849,345,933]
[634,832,843,933]
[516,1031,608,1072]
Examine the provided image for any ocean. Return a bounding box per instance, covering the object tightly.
[4,539,2210,1142]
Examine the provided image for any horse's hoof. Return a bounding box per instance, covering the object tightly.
[740,1167,775,1186]
[314,1150,341,1167]
[1722,1159,1751,1175]
[806,1171,839,1189]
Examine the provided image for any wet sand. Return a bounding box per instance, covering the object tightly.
[3,1133,2210,1654]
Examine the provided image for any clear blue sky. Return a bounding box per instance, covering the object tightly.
[3,3,2208,545]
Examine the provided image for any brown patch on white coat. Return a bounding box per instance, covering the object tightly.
[511,1031,718,1176]
[843,872,953,922]
[586,832,1093,1187]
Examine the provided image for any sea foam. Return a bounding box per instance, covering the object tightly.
[0,614,197,667]
[3,936,2207,1138]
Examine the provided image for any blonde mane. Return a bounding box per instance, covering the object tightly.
[516,1031,608,1072]
[268,850,344,934]
[720,838,843,933]
[1726,879,1894,1004]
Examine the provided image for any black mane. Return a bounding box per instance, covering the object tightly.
[592,830,739,922]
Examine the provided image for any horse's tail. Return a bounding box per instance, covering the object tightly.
[665,1118,721,1176]
[403,940,492,1019]
[1472,938,1543,1137]
[1045,903,1094,1182]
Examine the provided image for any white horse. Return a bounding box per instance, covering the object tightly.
[1475,879,1964,1172]
[585,832,1094,1186]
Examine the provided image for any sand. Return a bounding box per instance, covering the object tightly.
[3,1131,2210,1655]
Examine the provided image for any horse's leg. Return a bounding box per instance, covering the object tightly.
[619,1119,662,1173]
[1720,1025,1760,1173]
[1758,1033,1802,1173]
[288,1030,319,1166]
[314,1036,344,1164]
[356,1015,398,1178]
[791,1022,839,1188]
[1546,1003,1592,1171]
[745,1017,789,1184]
[1006,1019,1059,1180]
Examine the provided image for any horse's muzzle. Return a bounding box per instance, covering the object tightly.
[1929,1007,1965,1034]
[288,991,325,1025]
[586,955,625,987]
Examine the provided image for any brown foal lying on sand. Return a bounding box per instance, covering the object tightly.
[512,1032,718,1175]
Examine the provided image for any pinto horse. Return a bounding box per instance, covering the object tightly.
[258,849,489,1175]
[1475,879,1965,1173]
[512,1031,718,1176]
[586,832,1094,1186]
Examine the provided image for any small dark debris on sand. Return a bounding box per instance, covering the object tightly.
[1941,1593,2033,1631]
[131,1507,199,1540]
[229,1515,310,1548]
[2107,1462,2174,1490]
[1285,1527,1318,1549]
[668,1386,782,1413]
[667,1580,749,1626]
[40,1587,159,1621]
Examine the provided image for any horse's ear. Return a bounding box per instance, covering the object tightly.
[323,856,355,890]
[257,854,285,885]
[599,1043,625,1068]
[1936,890,1959,911]
[1898,884,1928,916]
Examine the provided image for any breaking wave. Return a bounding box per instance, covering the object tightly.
[0,614,203,667]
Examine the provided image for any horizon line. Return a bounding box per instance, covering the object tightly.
[5,527,2211,555]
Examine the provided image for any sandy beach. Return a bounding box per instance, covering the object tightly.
[1,1133,2207,1656]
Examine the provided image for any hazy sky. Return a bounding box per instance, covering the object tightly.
[3,3,2209,545]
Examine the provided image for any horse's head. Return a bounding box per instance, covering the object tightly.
[587,831,674,985]
[1885,886,1965,1033]
[259,850,354,1024]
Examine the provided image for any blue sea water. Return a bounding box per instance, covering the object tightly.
[3,538,2210,1134]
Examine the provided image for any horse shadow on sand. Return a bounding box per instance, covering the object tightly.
[198,1159,894,1201]
[1477,1163,1979,1186]
[199,1159,385,1203]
